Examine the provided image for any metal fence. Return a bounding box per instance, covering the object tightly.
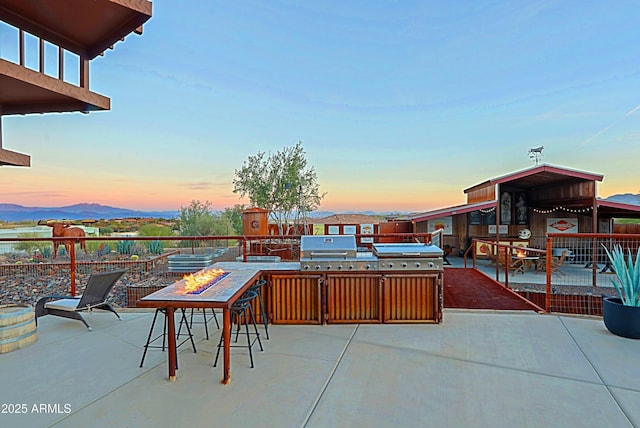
[0,233,430,308]
[466,233,640,316]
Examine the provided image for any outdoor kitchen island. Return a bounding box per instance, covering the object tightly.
[219,236,444,326]
[138,237,443,384]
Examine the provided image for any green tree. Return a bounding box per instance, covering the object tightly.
[178,200,216,236]
[222,204,245,235]
[232,141,325,234]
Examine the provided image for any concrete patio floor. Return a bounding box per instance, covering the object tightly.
[2,309,639,428]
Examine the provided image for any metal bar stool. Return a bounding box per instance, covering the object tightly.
[179,308,220,340]
[248,279,269,339]
[140,308,197,368]
[213,290,263,368]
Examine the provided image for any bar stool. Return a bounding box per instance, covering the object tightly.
[248,279,269,339]
[213,290,263,368]
[140,308,197,368]
[179,308,220,340]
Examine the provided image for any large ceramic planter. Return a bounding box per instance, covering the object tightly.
[603,296,640,339]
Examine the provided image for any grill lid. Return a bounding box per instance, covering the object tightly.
[300,235,357,259]
[372,243,443,258]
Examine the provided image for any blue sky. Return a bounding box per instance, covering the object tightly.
[1,1,639,212]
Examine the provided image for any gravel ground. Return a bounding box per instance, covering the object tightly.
[0,248,241,308]
[0,270,178,308]
[510,282,618,297]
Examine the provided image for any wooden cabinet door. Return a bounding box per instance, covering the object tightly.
[326,274,382,323]
[270,274,322,324]
[382,274,442,323]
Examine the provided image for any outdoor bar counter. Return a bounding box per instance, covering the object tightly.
[138,261,442,383]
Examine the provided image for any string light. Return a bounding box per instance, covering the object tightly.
[531,206,593,214]
[479,207,496,213]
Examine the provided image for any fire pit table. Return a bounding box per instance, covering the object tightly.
[137,265,262,384]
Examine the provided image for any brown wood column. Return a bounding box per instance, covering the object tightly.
[80,57,89,90]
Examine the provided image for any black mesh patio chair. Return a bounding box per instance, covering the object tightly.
[213,290,264,368]
[248,279,269,339]
[35,269,127,331]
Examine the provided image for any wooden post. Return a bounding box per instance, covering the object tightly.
[545,236,552,312]
[167,308,177,382]
[222,308,231,384]
[58,46,64,80]
[70,241,76,297]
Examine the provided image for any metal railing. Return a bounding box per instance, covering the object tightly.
[464,234,640,316]
[0,233,431,308]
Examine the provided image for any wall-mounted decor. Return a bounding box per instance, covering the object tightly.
[485,209,496,225]
[515,192,528,225]
[547,218,578,233]
[488,225,508,234]
[360,223,374,243]
[427,216,453,235]
[328,225,340,235]
[343,225,357,235]
[500,191,512,225]
[469,211,482,225]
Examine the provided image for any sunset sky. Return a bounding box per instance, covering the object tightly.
[1,1,639,214]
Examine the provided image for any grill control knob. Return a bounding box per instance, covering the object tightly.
[337,265,343,270]
[303,265,310,270]
[349,265,355,270]
[401,262,408,268]
[428,262,435,268]
[388,262,394,269]
[414,262,421,268]
[326,265,332,270]
[365,264,372,270]
[315,265,321,270]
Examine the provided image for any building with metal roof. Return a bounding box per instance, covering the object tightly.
[406,164,640,254]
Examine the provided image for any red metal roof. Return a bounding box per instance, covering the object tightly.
[464,164,604,193]
[597,199,640,217]
[408,200,497,223]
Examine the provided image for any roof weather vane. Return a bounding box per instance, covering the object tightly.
[528,146,544,166]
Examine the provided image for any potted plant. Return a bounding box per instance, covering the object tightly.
[602,244,640,339]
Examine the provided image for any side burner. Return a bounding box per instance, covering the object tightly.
[300,235,376,272]
[372,243,444,271]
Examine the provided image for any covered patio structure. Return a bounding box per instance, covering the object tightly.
[407,164,640,258]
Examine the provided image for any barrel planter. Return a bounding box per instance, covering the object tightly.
[603,297,640,339]
[0,304,38,353]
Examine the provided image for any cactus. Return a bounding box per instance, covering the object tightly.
[115,240,135,255]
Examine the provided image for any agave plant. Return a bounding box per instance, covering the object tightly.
[146,239,164,255]
[602,244,640,307]
[115,240,135,255]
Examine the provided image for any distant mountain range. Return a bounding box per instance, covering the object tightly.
[604,193,640,205]
[0,203,408,223]
[7,195,635,223]
[0,203,179,222]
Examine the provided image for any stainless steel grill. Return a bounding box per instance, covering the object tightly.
[372,243,444,271]
[300,235,378,272]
